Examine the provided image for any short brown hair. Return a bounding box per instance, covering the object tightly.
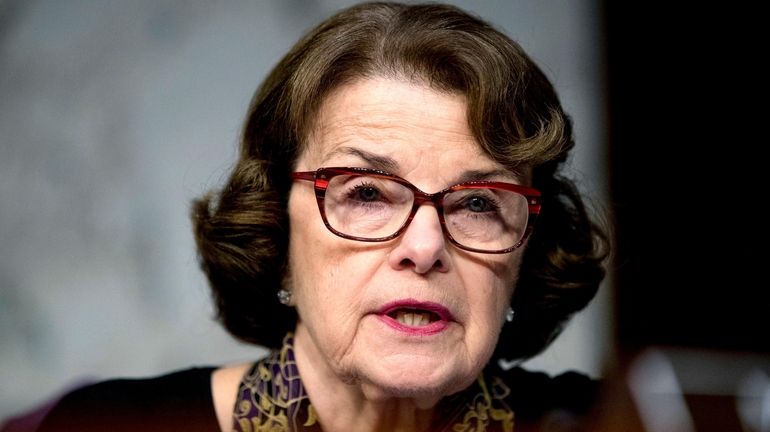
[192,1,608,360]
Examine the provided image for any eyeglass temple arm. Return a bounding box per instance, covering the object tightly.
[291,172,316,181]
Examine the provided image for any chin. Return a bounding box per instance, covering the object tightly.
[357,356,477,402]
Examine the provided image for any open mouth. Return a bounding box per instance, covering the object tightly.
[387,309,442,327]
[376,300,453,335]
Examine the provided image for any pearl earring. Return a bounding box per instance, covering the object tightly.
[505,307,515,323]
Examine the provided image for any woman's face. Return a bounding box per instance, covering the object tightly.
[288,77,526,402]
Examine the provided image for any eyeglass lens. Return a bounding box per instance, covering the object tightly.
[323,173,529,251]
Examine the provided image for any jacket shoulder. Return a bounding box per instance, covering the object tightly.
[496,365,600,421]
[38,367,218,432]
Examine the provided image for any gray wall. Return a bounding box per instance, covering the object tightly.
[0,0,610,419]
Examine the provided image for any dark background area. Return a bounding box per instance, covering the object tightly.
[605,3,767,353]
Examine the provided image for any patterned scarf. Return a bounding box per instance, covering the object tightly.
[233,334,515,432]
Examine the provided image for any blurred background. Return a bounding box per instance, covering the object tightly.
[605,3,769,430]
[0,0,612,421]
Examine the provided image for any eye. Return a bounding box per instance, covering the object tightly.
[350,184,382,202]
[463,195,499,213]
[465,196,495,212]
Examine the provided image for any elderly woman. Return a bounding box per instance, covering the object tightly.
[38,2,607,431]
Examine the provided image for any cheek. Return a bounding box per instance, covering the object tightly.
[289,240,386,363]
[461,253,522,328]
[288,213,364,305]
[287,183,386,297]
[288,209,335,311]
[287,194,380,337]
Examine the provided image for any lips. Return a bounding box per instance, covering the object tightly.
[375,299,454,335]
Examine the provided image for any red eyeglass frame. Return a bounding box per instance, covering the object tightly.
[291,167,542,254]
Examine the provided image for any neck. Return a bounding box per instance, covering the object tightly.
[293,325,439,432]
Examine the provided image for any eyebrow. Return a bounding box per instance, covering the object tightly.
[325,146,523,184]
[457,169,521,184]
[324,147,400,173]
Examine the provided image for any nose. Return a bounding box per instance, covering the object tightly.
[387,205,450,274]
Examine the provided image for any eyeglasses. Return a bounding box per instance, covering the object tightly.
[291,167,541,254]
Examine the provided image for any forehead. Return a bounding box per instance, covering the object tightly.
[299,77,520,183]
